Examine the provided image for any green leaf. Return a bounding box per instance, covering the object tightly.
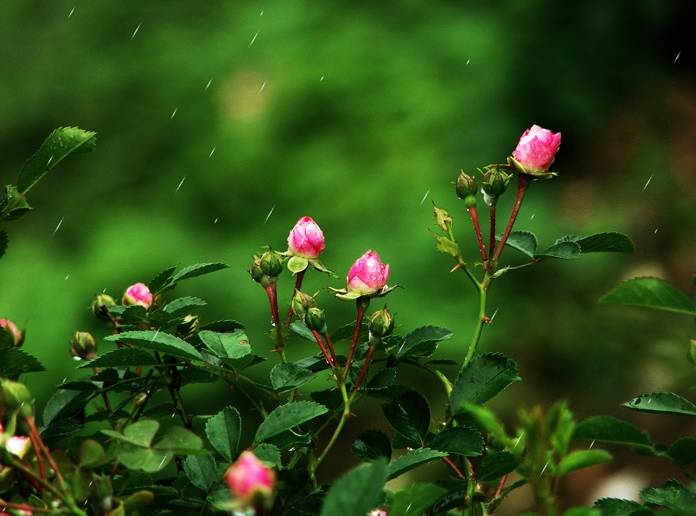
[0,185,32,220]
[351,430,392,461]
[320,459,387,516]
[458,403,514,448]
[163,296,207,315]
[435,235,461,258]
[171,262,229,283]
[536,240,582,259]
[79,439,106,468]
[382,390,430,447]
[563,508,601,516]
[450,353,521,414]
[389,482,448,516]
[394,326,453,361]
[124,420,160,447]
[148,266,176,293]
[599,277,695,316]
[289,320,315,342]
[253,443,282,468]
[184,455,217,491]
[79,348,157,369]
[477,451,518,482]
[17,126,97,194]
[155,426,203,453]
[557,449,612,476]
[0,348,45,376]
[255,401,328,442]
[574,416,652,447]
[270,362,318,391]
[287,256,309,273]
[430,426,484,456]
[387,448,447,479]
[116,445,172,472]
[640,480,696,510]
[198,330,251,360]
[559,233,634,254]
[105,330,203,361]
[593,498,649,516]
[205,406,241,461]
[43,389,88,427]
[498,230,538,258]
[623,392,696,416]
[668,437,696,466]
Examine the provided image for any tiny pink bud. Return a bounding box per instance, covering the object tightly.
[287,216,326,259]
[0,318,23,346]
[225,451,276,506]
[369,510,388,516]
[512,124,561,172]
[122,282,153,309]
[5,436,32,459]
[347,250,390,296]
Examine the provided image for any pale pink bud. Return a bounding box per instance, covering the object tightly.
[5,436,31,459]
[512,124,562,172]
[347,250,390,296]
[369,511,387,516]
[0,318,23,346]
[225,451,276,505]
[122,282,153,309]
[287,216,326,259]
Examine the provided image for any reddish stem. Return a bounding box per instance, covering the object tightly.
[323,331,338,365]
[442,456,465,479]
[492,174,530,261]
[26,417,64,487]
[488,204,496,262]
[284,269,306,327]
[468,207,487,263]
[352,345,375,394]
[494,473,509,498]
[264,284,283,352]
[343,300,368,381]
[27,428,46,481]
[310,330,335,367]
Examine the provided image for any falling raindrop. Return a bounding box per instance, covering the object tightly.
[213,218,219,224]
[53,217,64,235]
[264,205,275,224]
[170,107,178,119]
[589,440,595,449]
[208,146,216,158]
[320,75,325,82]
[65,274,70,281]
[205,78,213,90]
[653,228,659,234]
[68,7,75,18]
[259,81,267,93]
[47,154,54,166]
[260,10,264,16]
[249,31,259,48]
[540,460,549,476]
[419,188,431,205]
[131,23,142,40]
[489,308,499,323]
[642,174,653,191]
[530,213,536,220]
[175,177,186,192]
[466,59,471,65]
[674,51,681,64]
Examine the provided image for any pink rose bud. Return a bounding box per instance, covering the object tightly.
[225,451,276,507]
[347,250,390,296]
[5,436,32,459]
[287,216,326,259]
[512,124,562,172]
[122,282,153,309]
[0,318,23,346]
[369,511,388,516]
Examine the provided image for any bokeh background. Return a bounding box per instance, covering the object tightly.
[1,1,694,512]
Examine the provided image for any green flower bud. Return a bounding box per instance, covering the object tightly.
[291,290,317,318]
[464,194,477,209]
[305,307,327,334]
[481,167,512,202]
[0,379,33,416]
[259,250,283,277]
[92,294,116,321]
[132,392,149,408]
[176,314,200,339]
[455,171,477,200]
[70,331,97,361]
[249,255,265,283]
[368,307,394,339]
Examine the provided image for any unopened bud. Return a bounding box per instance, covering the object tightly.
[249,255,265,283]
[464,195,477,209]
[70,331,97,360]
[0,379,32,416]
[122,283,153,309]
[132,392,149,408]
[0,318,24,347]
[305,307,327,334]
[481,167,512,204]
[455,171,477,200]
[92,294,116,321]
[291,290,316,318]
[368,307,394,339]
[225,451,276,510]
[259,250,283,277]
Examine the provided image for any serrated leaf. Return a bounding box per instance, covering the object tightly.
[557,449,612,476]
[255,401,328,442]
[253,443,281,467]
[382,390,430,447]
[320,459,387,516]
[105,330,202,361]
[171,262,228,283]
[184,454,217,491]
[435,235,460,258]
[599,277,695,316]
[640,479,696,510]
[351,430,392,461]
[387,448,447,479]
[0,348,45,376]
[270,362,317,391]
[116,445,172,472]
[205,406,241,461]
[574,416,652,447]
[559,233,634,254]
[148,266,176,293]
[163,296,207,315]
[593,498,649,516]
[394,326,453,361]
[458,403,514,448]
[79,348,157,369]
[668,437,696,466]
[430,426,484,456]
[389,482,448,516]
[450,353,521,415]
[154,426,203,453]
[287,256,309,274]
[43,389,88,428]
[497,230,538,258]
[477,451,517,482]
[536,240,582,259]
[17,126,96,194]
[289,320,315,342]
[198,330,251,360]
[622,392,696,416]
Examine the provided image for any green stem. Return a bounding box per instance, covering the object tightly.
[313,383,350,474]
[462,274,490,369]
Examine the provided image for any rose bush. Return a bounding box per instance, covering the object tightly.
[0,125,694,515]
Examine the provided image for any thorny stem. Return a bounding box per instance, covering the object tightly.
[343,298,369,381]
[492,174,530,262]
[465,458,477,515]
[441,456,465,478]
[350,345,374,397]
[265,283,286,362]
[284,269,306,327]
[462,273,490,369]
[467,206,487,263]
[323,331,338,365]
[26,417,65,490]
[27,426,46,480]
[311,329,335,367]
[494,474,509,499]
[488,204,496,263]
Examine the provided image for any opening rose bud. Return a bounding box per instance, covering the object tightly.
[0,318,24,347]
[5,436,31,459]
[511,124,561,174]
[70,331,97,360]
[287,216,326,259]
[122,282,153,309]
[225,451,276,508]
[347,250,390,296]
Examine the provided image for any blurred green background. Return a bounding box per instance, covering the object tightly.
[1,0,694,510]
